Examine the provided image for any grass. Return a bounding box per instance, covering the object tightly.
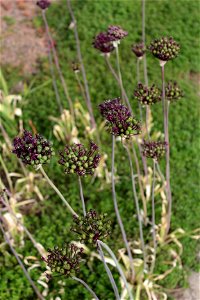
[0,0,200,299]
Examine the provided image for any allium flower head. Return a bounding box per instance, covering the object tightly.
[107,25,128,42]
[132,42,146,58]
[42,243,83,277]
[99,98,141,138]
[165,81,184,101]
[12,130,54,166]
[93,32,115,53]
[149,37,180,62]
[142,140,167,161]
[71,210,111,246]
[59,142,101,176]
[134,83,161,106]
[36,0,51,9]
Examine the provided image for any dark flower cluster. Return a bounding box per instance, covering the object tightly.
[58,142,101,176]
[93,25,127,53]
[71,210,112,246]
[149,37,180,62]
[99,98,141,138]
[93,32,115,53]
[134,83,161,106]
[142,140,167,161]
[107,25,128,41]
[12,130,54,166]
[36,0,51,9]
[132,42,146,58]
[165,81,184,101]
[42,243,83,278]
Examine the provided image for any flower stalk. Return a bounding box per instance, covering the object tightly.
[72,276,99,300]
[78,176,86,216]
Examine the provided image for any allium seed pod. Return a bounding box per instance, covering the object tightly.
[142,140,167,161]
[36,0,51,9]
[107,25,128,42]
[149,37,180,62]
[134,83,162,106]
[71,210,111,246]
[42,243,83,278]
[165,81,184,101]
[93,32,115,53]
[99,98,141,138]
[12,130,54,166]
[132,42,146,58]
[59,142,101,176]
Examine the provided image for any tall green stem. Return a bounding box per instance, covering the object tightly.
[78,176,86,216]
[111,136,135,278]
[150,160,156,272]
[39,166,78,217]
[72,276,99,300]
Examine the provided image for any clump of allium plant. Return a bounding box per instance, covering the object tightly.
[107,25,128,42]
[142,140,167,161]
[99,98,141,138]
[93,32,115,53]
[36,0,51,9]
[165,81,184,101]
[149,37,180,62]
[58,142,101,176]
[42,243,83,278]
[132,42,146,58]
[12,130,54,166]
[134,83,161,106]
[71,210,112,246]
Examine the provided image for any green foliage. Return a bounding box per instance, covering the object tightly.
[1,0,199,299]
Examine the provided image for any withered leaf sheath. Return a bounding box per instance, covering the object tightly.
[42,243,83,278]
[142,140,167,161]
[149,37,180,61]
[71,210,112,246]
[165,81,184,101]
[12,130,54,166]
[134,83,161,106]
[59,142,101,176]
[99,98,141,138]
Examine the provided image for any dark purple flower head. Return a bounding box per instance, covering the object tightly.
[107,25,128,42]
[59,142,101,176]
[12,130,54,166]
[149,37,180,62]
[42,243,83,277]
[99,98,141,138]
[165,81,184,101]
[71,210,111,246]
[93,32,115,53]
[134,83,161,106]
[132,42,146,58]
[36,0,51,9]
[142,140,167,161]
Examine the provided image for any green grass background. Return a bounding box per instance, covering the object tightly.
[0,0,200,299]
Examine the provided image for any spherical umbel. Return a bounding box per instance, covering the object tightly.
[142,140,167,161]
[93,32,115,53]
[71,209,112,246]
[132,42,146,58]
[36,0,51,10]
[134,83,162,106]
[165,81,184,101]
[12,130,54,166]
[59,142,101,176]
[149,37,180,62]
[99,98,141,138]
[107,25,128,42]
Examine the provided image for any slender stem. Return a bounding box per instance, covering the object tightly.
[136,58,143,122]
[97,241,120,300]
[98,240,134,300]
[78,176,86,216]
[115,44,132,112]
[151,160,156,272]
[0,154,13,192]
[0,219,44,300]
[39,166,78,217]
[42,10,74,118]
[161,65,172,235]
[111,135,135,278]
[72,276,99,300]
[142,0,148,87]
[75,71,87,104]
[48,49,63,114]
[123,143,146,269]
[66,0,96,129]
[145,106,150,140]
